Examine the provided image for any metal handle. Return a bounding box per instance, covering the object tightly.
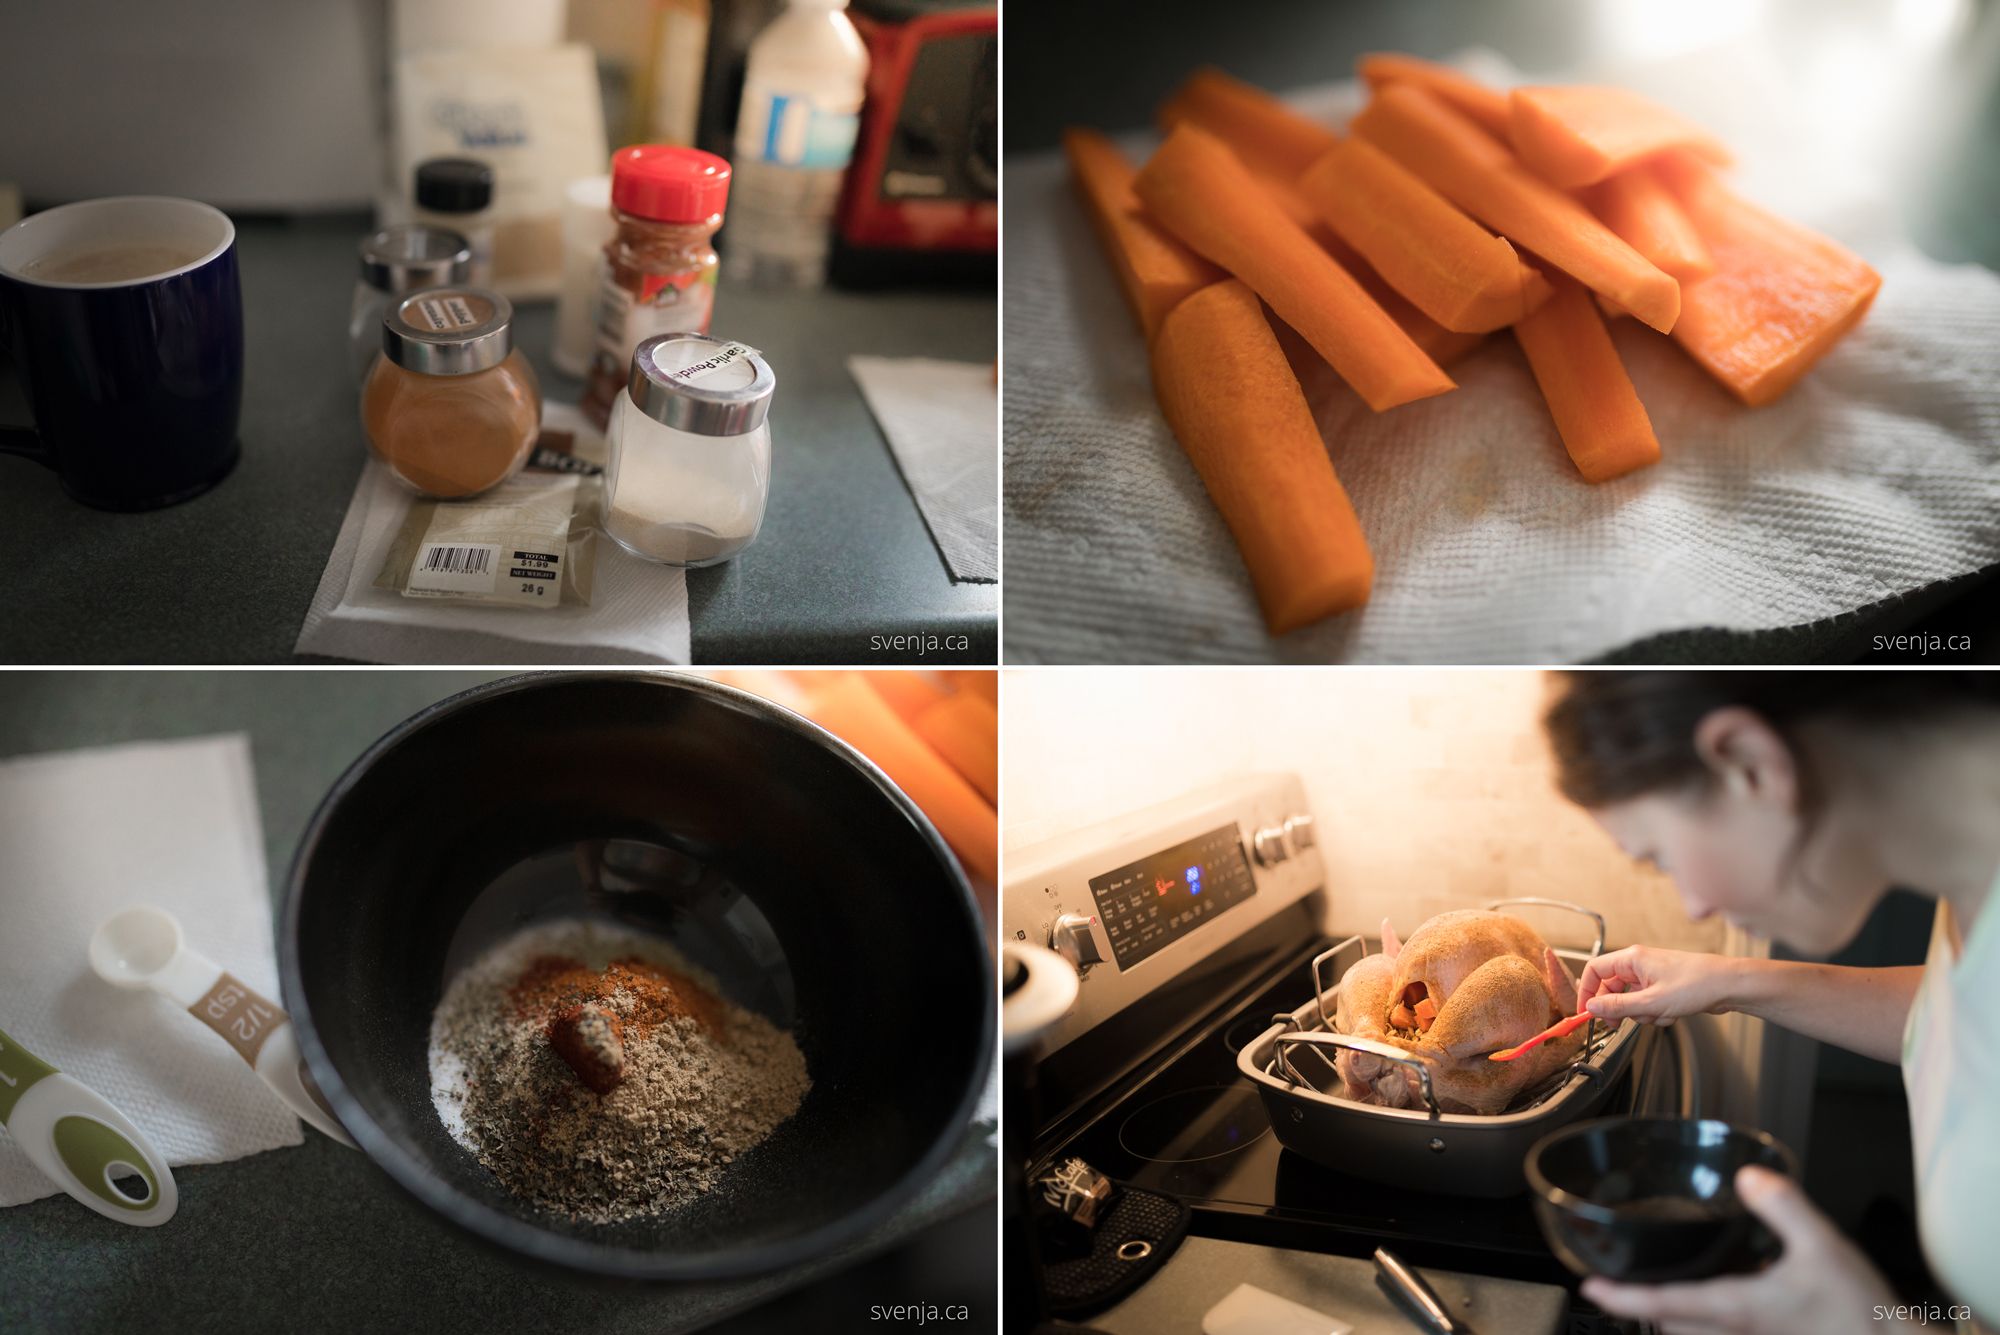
[1374,1247,1468,1334]
[1484,897,1606,958]
[1271,1030,1441,1118]
[1308,938,1360,1028]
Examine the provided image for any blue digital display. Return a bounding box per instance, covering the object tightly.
[1186,864,1203,894]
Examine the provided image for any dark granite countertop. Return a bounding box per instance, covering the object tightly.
[0,219,997,666]
[0,671,998,1334]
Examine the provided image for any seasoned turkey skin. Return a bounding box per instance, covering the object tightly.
[1331,910,1586,1114]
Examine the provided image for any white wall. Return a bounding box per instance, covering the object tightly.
[1002,668,1726,955]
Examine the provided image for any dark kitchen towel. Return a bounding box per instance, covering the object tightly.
[1040,1186,1191,1319]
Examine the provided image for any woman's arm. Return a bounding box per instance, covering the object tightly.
[1730,961,1924,1066]
[1578,948,1923,1065]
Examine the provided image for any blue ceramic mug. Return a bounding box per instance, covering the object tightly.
[0,196,243,510]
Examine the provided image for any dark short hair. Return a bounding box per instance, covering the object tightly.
[1543,671,2000,808]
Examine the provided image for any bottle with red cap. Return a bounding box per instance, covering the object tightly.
[581,144,733,429]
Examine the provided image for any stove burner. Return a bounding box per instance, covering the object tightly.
[1116,1085,1270,1163]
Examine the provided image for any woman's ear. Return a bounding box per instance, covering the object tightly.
[1691,707,1799,810]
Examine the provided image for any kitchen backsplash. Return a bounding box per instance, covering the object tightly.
[1003,669,1727,955]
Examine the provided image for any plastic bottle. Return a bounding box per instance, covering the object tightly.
[727,0,869,288]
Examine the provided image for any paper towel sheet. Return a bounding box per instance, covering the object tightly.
[295,402,692,665]
[850,356,1000,583]
[1002,50,2000,663]
[0,735,302,1207]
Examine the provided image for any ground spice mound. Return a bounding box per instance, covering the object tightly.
[428,920,810,1224]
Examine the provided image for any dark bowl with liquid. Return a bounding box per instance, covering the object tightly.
[1525,1117,1798,1283]
[279,672,995,1280]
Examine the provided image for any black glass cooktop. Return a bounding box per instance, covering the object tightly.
[1041,939,1648,1289]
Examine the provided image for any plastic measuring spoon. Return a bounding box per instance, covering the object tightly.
[88,906,355,1148]
[0,1025,178,1225]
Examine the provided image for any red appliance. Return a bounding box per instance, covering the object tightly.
[831,0,996,286]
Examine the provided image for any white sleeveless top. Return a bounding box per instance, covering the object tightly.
[1902,877,2000,1333]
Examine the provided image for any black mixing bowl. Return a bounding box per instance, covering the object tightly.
[278,672,995,1280]
[1526,1117,1798,1283]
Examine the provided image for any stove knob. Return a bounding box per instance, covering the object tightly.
[1048,913,1104,973]
[1253,825,1291,866]
[1284,814,1317,851]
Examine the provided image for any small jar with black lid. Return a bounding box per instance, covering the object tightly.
[411,157,497,285]
[349,224,471,382]
[604,332,774,567]
[361,287,542,499]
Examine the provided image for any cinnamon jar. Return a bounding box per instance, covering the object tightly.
[580,143,731,429]
[361,287,542,499]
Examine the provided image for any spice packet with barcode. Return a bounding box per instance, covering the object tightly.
[374,430,603,608]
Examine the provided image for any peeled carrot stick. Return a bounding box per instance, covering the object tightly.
[1659,157,1882,407]
[1508,85,1732,189]
[912,693,999,806]
[1151,280,1374,631]
[1299,137,1552,333]
[1135,125,1454,412]
[1586,165,1713,282]
[1352,83,1681,334]
[940,670,997,706]
[1063,128,1224,341]
[1318,230,1488,368]
[804,673,997,883]
[1358,53,1512,139]
[1158,66,1341,179]
[1511,270,1661,483]
[860,669,950,727]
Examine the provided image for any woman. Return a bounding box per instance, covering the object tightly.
[1542,672,1997,1335]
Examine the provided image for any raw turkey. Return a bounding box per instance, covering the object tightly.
[1330,910,1586,1115]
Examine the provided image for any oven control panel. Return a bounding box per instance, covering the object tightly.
[1002,774,1323,1054]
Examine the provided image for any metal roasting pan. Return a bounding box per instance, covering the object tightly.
[1237,899,1641,1198]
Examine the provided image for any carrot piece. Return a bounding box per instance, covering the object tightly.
[1586,165,1713,281]
[1318,230,1488,367]
[1352,83,1681,334]
[1508,85,1732,189]
[1299,137,1552,333]
[1158,66,1341,179]
[1135,125,1455,412]
[1358,53,1512,139]
[912,693,999,806]
[803,673,997,883]
[1414,996,1439,1027]
[1151,280,1374,632]
[860,669,950,727]
[1659,158,1882,407]
[939,670,997,706]
[1511,270,1661,483]
[1063,128,1224,341]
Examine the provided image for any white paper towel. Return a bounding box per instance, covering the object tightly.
[850,356,1000,583]
[0,735,302,1207]
[296,402,692,665]
[1002,50,2000,663]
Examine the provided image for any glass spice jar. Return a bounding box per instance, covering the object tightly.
[580,143,731,429]
[411,157,496,286]
[604,332,774,567]
[362,287,542,499]
[349,224,471,383]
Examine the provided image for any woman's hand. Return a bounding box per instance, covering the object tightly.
[1582,1166,1917,1335]
[1575,945,1741,1026]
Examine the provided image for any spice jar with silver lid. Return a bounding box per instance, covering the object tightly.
[604,332,773,566]
[349,224,472,383]
[362,287,542,500]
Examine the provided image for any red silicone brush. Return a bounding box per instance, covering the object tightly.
[1488,1011,1593,1062]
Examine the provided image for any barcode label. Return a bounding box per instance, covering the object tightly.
[408,542,500,593]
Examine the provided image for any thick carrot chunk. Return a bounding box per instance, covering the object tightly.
[1158,66,1341,178]
[1151,280,1374,631]
[1135,123,1455,411]
[1512,271,1662,482]
[1063,128,1222,341]
[1352,83,1681,334]
[1509,84,1732,189]
[1586,164,1714,282]
[1358,53,1512,139]
[1660,158,1882,407]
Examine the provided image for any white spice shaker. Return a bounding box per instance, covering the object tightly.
[604,333,774,567]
